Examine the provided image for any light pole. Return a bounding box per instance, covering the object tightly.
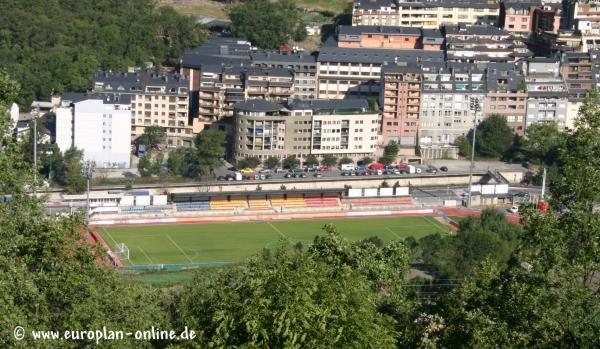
[467,97,481,208]
[82,161,96,240]
[31,107,39,195]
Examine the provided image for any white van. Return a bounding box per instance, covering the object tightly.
[340,163,356,171]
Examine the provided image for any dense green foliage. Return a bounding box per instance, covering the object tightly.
[0,0,206,108]
[264,156,280,169]
[137,126,166,150]
[338,156,353,165]
[237,156,261,169]
[418,209,521,278]
[230,0,308,49]
[282,155,300,169]
[381,141,399,165]
[321,154,338,167]
[474,114,514,158]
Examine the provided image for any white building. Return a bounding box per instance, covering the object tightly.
[56,95,131,168]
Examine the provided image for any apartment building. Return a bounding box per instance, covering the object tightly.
[484,63,527,135]
[92,70,191,146]
[233,99,380,163]
[533,4,562,33]
[337,25,444,50]
[379,63,423,149]
[316,46,444,99]
[572,0,600,35]
[501,1,541,36]
[560,51,596,101]
[523,58,569,129]
[55,94,131,168]
[352,0,500,28]
[444,24,530,63]
[419,62,486,146]
[250,51,317,100]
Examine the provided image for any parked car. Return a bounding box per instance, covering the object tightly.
[508,205,519,214]
[258,174,266,180]
[247,175,255,180]
[265,174,273,179]
[300,173,307,178]
[217,176,225,181]
[259,169,272,174]
[240,168,254,175]
[341,171,350,176]
[314,172,322,178]
[440,166,448,172]
[321,165,332,172]
[225,175,234,181]
[426,166,438,174]
[284,173,293,178]
[275,168,286,173]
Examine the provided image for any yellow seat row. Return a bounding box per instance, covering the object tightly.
[248,199,272,210]
[270,197,307,208]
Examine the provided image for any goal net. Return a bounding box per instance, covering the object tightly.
[114,243,130,261]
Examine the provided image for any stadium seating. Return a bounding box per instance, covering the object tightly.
[344,197,413,206]
[120,205,171,214]
[175,201,210,211]
[304,196,340,207]
[210,197,248,210]
[248,198,272,210]
[270,196,307,208]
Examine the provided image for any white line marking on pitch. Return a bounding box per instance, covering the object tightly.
[166,234,194,263]
[385,227,402,240]
[422,216,448,234]
[102,228,119,247]
[266,221,289,239]
[138,246,154,264]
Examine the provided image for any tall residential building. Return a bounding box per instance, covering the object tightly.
[233,99,380,163]
[484,63,527,135]
[316,46,444,99]
[379,63,423,149]
[55,94,131,168]
[92,70,191,146]
[419,62,486,146]
[352,0,500,28]
[523,57,569,129]
[337,25,444,50]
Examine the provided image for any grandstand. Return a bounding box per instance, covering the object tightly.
[271,196,307,208]
[175,201,210,211]
[210,197,248,210]
[120,205,171,214]
[343,197,413,206]
[247,198,272,210]
[304,196,340,208]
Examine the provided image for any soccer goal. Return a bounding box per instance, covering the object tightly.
[114,243,130,261]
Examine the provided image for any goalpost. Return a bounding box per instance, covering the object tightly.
[114,243,130,262]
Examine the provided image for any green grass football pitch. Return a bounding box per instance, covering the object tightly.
[99,216,451,266]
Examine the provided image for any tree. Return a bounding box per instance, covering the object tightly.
[282,155,300,169]
[137,153,153,177]
[523,122,565,165]
[454,135,472,158]
[137,125,165,150]
[338,156,353,165]
[194,129,227,175]
[321,154,337,167]
[166,147,186,176]
[0,1,207,108]
[229,0,307,49]
[381,141,399,165]
[474,114,513,159]
[173,229,407,348]
[238,156,261,169]
[264,156,280,169]
[304,154,319,167]
[63,147,85,194]
[419,208,520,278]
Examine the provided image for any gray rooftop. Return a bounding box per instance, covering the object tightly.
[317,46,444,64]
[235,99,281,113]
[250,51,317,64]
[285,99,370,113]
[93,70,188,95]
[444,24,511,37]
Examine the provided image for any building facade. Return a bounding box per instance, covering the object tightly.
[419,63,486,146]
[233,99,380,163]
[352,0,500,28]
[56,95,131,168]
[92,70,191,146]
[337,25,444,50]
[523,58,569,129]
[484,63,527,135]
